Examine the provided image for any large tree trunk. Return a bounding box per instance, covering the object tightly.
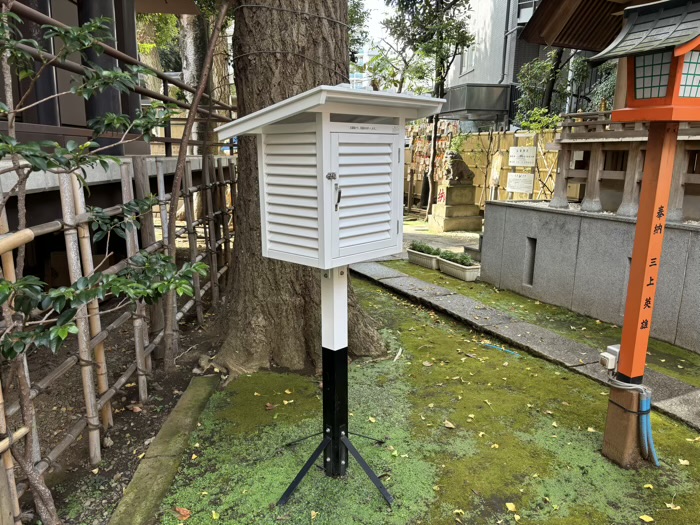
[217,0,384,375]
[180,14,209,153]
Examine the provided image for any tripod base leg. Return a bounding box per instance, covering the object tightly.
[341,436,394,506]
[278,437,331,506]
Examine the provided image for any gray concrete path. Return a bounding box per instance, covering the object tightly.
[351,261,700,431]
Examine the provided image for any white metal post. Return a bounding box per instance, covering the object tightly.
[321,266,348,351]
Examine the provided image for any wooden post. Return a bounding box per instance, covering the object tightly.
[667,142,687,222]
[203,155,220,304]
[616,122,679,382]
[57,172,101,465]
[216,158,232,267]
[70,175,113,428]
[617,142,644,217]
[185,160,205,325]
[119,163,149,403]
[133,157,164,363]
[603,122,679,467]
[581,143,604,212]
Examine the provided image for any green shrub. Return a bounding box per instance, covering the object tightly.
[439,250,475,267]
[408,241,441,256]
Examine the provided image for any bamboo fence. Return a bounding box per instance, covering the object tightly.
[0,154,236,519]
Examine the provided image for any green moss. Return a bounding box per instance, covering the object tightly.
[160,279,700,525]
[383,260,700,388]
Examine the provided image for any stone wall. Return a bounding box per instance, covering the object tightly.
[481,201,700,352]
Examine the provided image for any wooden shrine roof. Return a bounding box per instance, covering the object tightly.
[520,0,655,52]
[593,0,700,61]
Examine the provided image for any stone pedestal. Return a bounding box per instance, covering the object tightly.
[429,183,482,232]
[602,388,643,469]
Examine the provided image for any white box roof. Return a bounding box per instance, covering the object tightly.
[215,85,445,140]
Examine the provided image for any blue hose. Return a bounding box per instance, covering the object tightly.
[639,394,649,460]
[641,394,660,467]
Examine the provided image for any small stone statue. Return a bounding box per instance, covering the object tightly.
[444,150,475,185]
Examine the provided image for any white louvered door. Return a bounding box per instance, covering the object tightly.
[330,133,401,260]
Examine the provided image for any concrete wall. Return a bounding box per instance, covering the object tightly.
[481,201,700,352]
[446,0,512,88]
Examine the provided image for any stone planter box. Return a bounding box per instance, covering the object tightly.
[407,249,440,270]
[438,258,481,282]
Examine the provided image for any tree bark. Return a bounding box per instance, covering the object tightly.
[543,48,563,113]
[217,0,384,375]
[179,14,209,153]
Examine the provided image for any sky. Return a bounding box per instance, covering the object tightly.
[364,0,393,46]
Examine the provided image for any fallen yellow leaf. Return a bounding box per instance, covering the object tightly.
[284,389,292,394]
[505,502,517,512]
[679,458,690,466]
[311,510,319,520]
[643,484,653,490]
[91,468,99,475]
[453,509,465,516]
[212,510,220,520]
[137,453,145,460]
[665,502,681,511]
[587,427,596,432]
[639,515,654,523]
[254,392,261,397]
[191,454,198,460]
[491,443,499,449]
[444,420,456,429]
[514,514,521,522]
[368,417,377,423]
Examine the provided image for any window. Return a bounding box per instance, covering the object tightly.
[680,51,700,98]
[461,45,476,74]
[634,51,672,99]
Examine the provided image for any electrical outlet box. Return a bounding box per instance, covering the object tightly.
[600,344,621,371]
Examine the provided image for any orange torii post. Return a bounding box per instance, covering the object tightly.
[590,0,700,467]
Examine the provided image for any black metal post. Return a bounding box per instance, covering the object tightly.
[78,0,123,155]
[322,347,349,476]
[278,347,392,507]
[164,79,173,157]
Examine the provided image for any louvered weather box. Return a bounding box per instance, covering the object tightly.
[215,85,444,269]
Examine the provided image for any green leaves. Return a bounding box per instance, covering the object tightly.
[0,253,209,360]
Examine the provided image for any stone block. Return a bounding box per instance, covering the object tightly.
[428,215,483,232]
[602,388,643,468]
[572,217,634,325]
[675,231,700,350]
[498,206,581,308]
[436,184,476,205]
[655,390,700,431]
[480,204,508,287]
[486,322,600,366]
[431,203,481,218]
[378,276,454,301]
[350,262,405,281]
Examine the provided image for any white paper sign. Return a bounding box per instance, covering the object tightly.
[507,172,535,194]
[509,146,537,167]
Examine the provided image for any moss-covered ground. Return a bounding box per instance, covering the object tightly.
[159,278,700,524]
[383,260,700,389]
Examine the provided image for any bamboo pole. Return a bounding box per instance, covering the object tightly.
[0,428,29,456]
[202,156,219,304]
[0,376,21,525]
[119,163,149,403]
[216,158,231,267]
[133,157,161,367]
[70,175,113,429]
[57,171,101,465]
[157,159,179,371]
[184,160,204,325]
[0,205,41,464]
